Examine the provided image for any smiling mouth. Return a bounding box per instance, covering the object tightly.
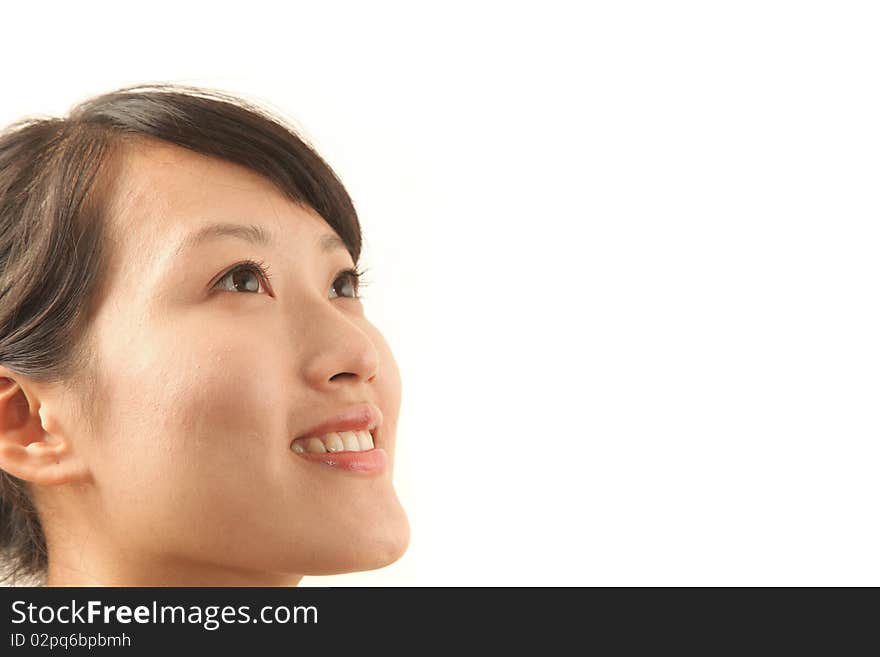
[290,429,375,454]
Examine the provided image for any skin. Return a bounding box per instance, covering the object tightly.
[0,137,409,586]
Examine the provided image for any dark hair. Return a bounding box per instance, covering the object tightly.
[0,82,363,585]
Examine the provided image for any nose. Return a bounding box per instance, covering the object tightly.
[298,300,380,391]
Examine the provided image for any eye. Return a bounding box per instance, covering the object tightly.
[212,261,367,298]
[213,259,272,294]
[329,267,366,300]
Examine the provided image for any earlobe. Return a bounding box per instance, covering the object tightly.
[0,376,91,486]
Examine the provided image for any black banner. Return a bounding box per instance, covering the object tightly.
[0,587,872,652]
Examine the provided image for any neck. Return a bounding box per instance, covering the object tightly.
[46,553,304,587]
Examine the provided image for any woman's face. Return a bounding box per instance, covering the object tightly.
[43,138,408,584]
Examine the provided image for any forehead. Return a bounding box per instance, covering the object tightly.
[104,137,312,245]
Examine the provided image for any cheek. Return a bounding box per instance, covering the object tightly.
[90,331,287,524]
[166,345,285,468]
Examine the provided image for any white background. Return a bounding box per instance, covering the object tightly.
[2,1,878,585]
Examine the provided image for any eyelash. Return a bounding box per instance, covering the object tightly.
[214,259,369,298]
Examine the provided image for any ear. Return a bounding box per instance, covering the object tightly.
[0,372,91,486]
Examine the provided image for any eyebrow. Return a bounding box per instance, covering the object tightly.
[173,222,348,256]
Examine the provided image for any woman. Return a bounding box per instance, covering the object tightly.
[0,83,410,586]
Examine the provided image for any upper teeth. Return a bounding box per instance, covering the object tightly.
[291,430,374,454]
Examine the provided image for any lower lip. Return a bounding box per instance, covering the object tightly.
[294,447,388,474]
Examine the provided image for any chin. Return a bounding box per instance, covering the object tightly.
[298,508,411,576]
[364,514,411,571]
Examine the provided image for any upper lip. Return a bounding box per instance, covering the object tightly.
[294,402,383,441]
